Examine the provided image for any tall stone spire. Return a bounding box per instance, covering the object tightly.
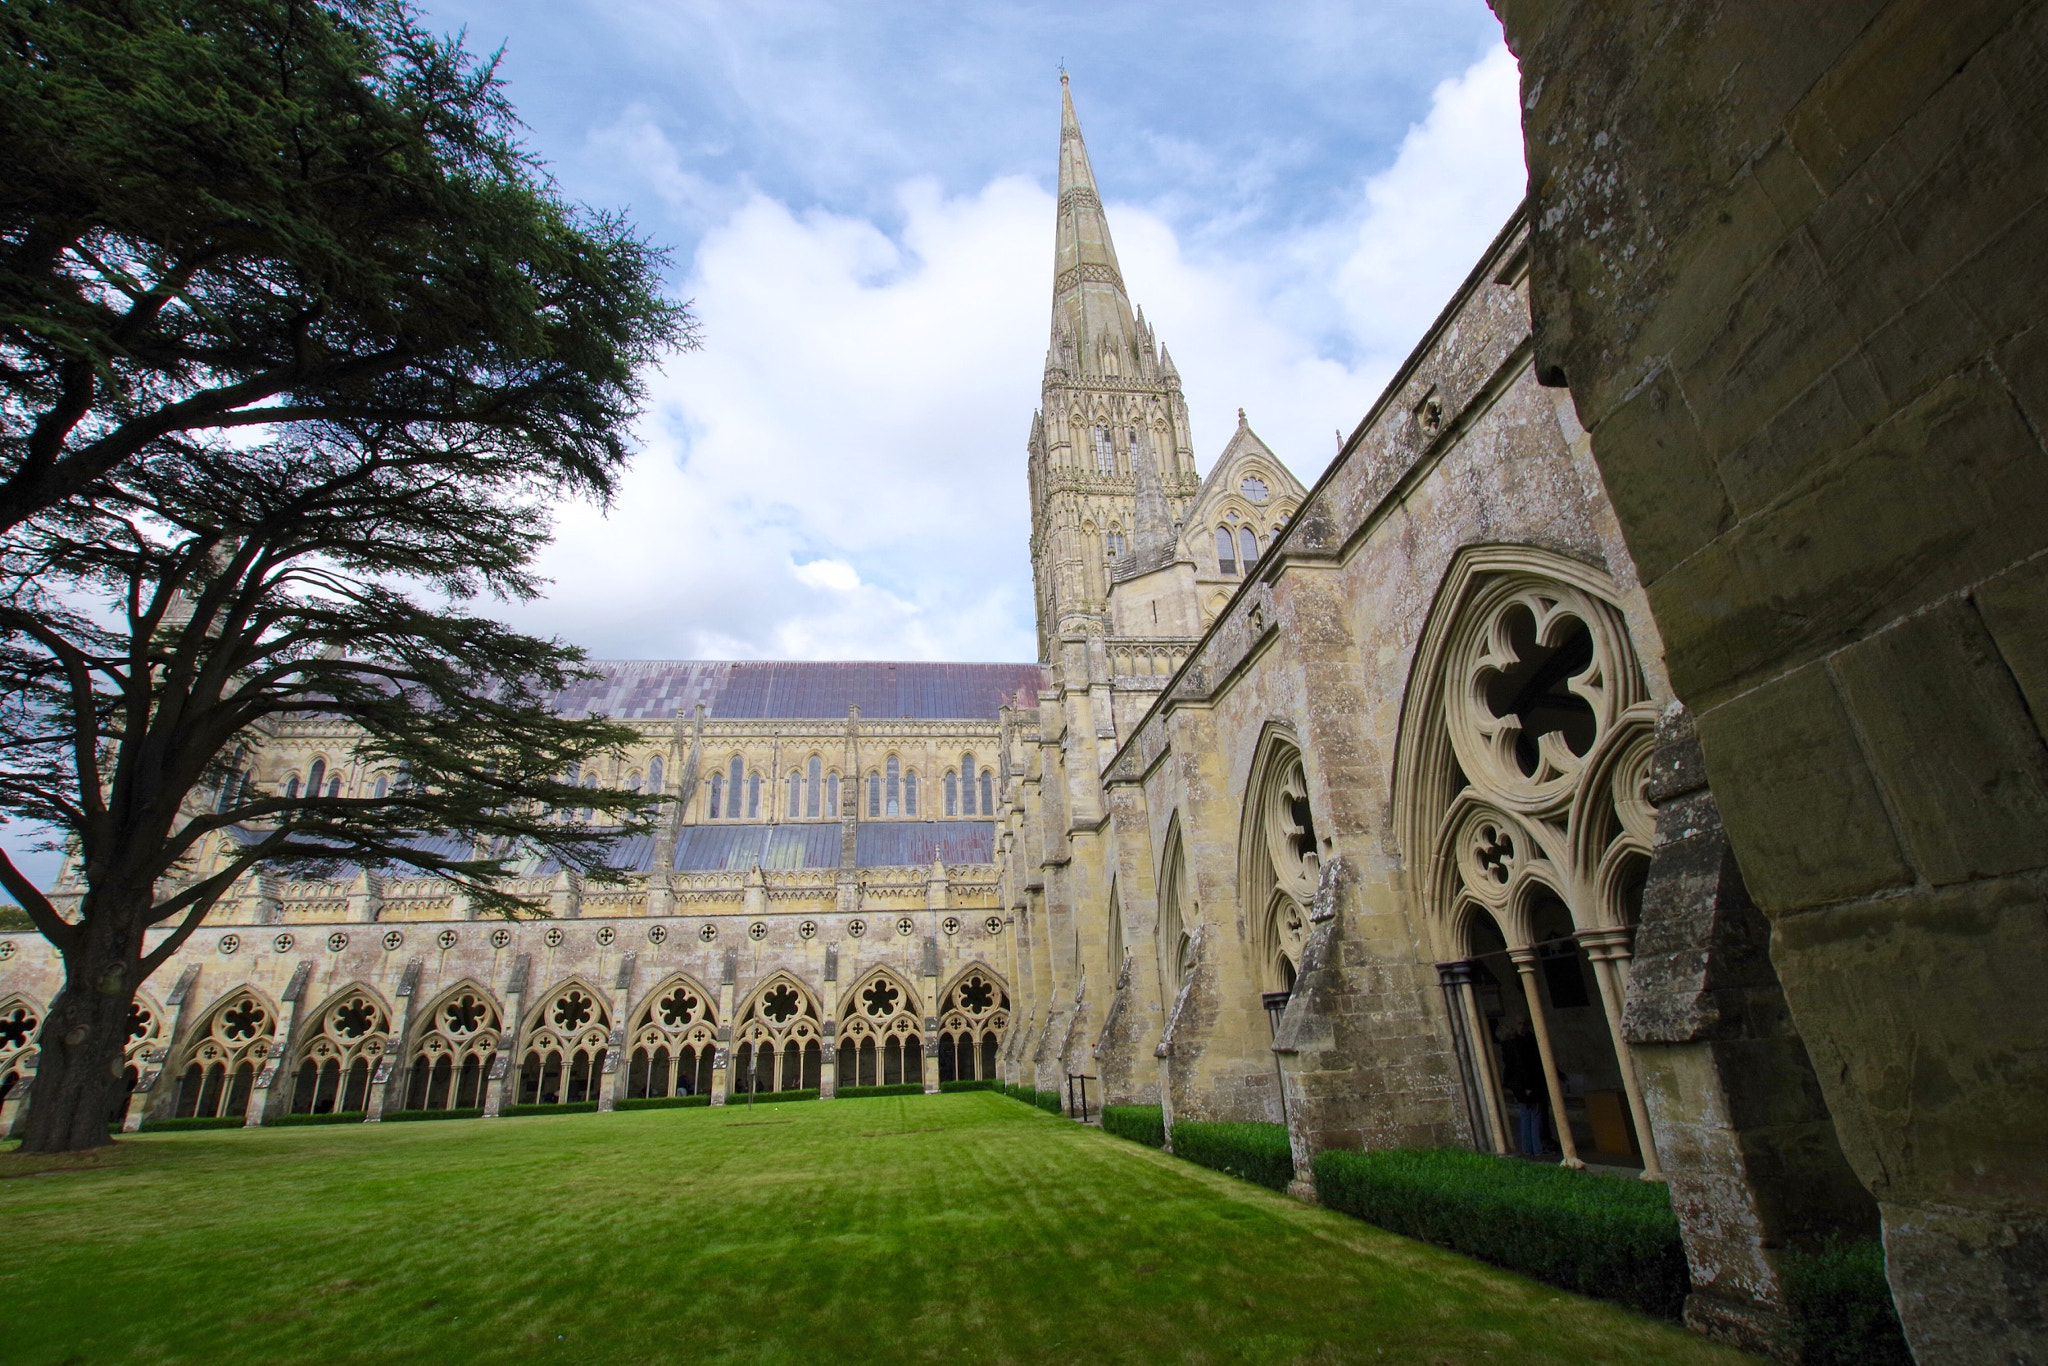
[1052,73,1141,377]
[1027,75,1200,660]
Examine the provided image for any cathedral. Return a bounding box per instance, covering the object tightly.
[0,64,1996,1358]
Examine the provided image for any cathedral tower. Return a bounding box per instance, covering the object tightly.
[1028,76,1202,661]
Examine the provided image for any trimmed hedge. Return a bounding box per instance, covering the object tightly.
[1783,1239,1913,1366]
[267,1111,365,1127]
[1101,1104,1166,1148]
[1172,1120,1294,1191]
[500,1102,599,1117]
[833,1083,926,1099]
[615,1095,711,1111]
[1035,1089,1063,1113]
[382,1107,482,1123]
[1001,1082,1033,1103]
[1314,1147,1687,1319]
[729,1088,819,1105]
[939,1079,998,1093]
[139,1115,248,1133]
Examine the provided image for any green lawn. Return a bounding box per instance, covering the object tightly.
[0,1093,1755,1365]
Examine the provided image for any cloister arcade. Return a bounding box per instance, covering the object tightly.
[1395,551,1661,1173]
[834,968,922,1089]
[624,974,718,1100]
[172,988,278,1121]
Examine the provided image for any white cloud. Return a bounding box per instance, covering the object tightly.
[501,42,1526,669]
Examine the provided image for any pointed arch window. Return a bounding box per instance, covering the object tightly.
[826,771,840,817]
[945,770,959,816]
[1216,527,1237,575]
[867,772,881,818]
[1094,426,1115,475]
[306,760,326,799]
[1239,527,1259,570]
[960,752,977,814]
[788,769,802,817]
[283,774,300,800]
[728,757,744,818]
[708,772,723,820]
[979,769,994,814]
[747,771,760,818]
[904,770,918,816]
[807,756,822,818]
[372,774,388,800]
[327,776,342,798]
[648,756,663,794]
[886,756,900,816]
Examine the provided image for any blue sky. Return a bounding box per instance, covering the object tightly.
[3,2,1528,889]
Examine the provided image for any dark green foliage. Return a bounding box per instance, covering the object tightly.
[0,0,691,1155]
[1035,1089,1063,1113]
[1172,1121,1294,1191]
[834,1084,926,1100]
[138,1115,247,1132]
[1100,1104,1166,1148]
[500,1102,598,1117]
[938,1079,997,1093]
[267,1111,365,1127]
[614,1095,711,1111]
[381,1108,480,1124]
[1783,1240,1913,1366]
[1313,1147,1688,1319]
[0,904,31,930]
[733,1089,818,1106]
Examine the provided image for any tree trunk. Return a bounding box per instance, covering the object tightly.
[17,910,146,1154]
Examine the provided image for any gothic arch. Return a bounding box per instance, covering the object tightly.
[1156,816,1193,997]
[1237,724,1320,997]
[733,970,823,1094]
[170,984,280,1120]
[285,983,392,1116]
[1391,542,1664,1170]
[936,963,1009,1083]
[1391,544,1656,959]
[514,976,612,1106]
[0,992,43,1104]
[623,971,718,1100]
[400,980,501,1113]
[835,966,922,1089]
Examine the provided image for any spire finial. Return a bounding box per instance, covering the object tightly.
[1238,407,1247,426]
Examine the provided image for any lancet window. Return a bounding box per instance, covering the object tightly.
[944,770,958,815]
[1239,527,1259,570]
[836,971,923,1088]
[935,969,1009,1083]
[959,752,977,815]
[904,770,918,816]
[867,771,882,817]
[401,986,499,1112]
[173,990,276,1120]
[517,983,611,1106]
[807,755,822,817]
[886,756,901,816]
[625,976,718,1099]
[648,756,663,794]
[731,975,822,1094]
[1216,527,1237,576]
[291,988,391,1116]
[1241,737,1319,998]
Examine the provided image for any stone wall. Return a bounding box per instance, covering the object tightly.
[1494,2,2048,1359]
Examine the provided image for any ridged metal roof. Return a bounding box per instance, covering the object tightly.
[672,823,842,872]
[854,820,995,868]
[551,661,1045,721]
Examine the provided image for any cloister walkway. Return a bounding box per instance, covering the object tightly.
[0,1092,1755,1364]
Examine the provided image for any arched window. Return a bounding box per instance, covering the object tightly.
[807,756,822,818]
[708,772,723,820]
[979,769,994,814]
[826,771,840,816]
[1239,526,1259,570]
[747,771,760,818]
[1216,527,1237,575]
[728,757,744,817]
[886,756,900,816]
[627,773,641,793]
[327,776,342,798]
[373,774,388,800]
[960,753,976,815]
[867,772,881,818]
[582,773,596,823]
[283,774,300,800]
[905,770,918,816]
[306,759,325,798]
[787,770,801,817]
[1094,426,1115,474]
[648,756,663,793]
[944,771,958,816]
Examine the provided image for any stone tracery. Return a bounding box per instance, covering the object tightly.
[836,967,921,1088]
[291,986,392,1115]
[733,971,823,1093]
[403,983,500,1112]
[936,966,1009,1082]
[516,980,611,1106]
[173,988,277,1121]
[625,974,718,1099]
